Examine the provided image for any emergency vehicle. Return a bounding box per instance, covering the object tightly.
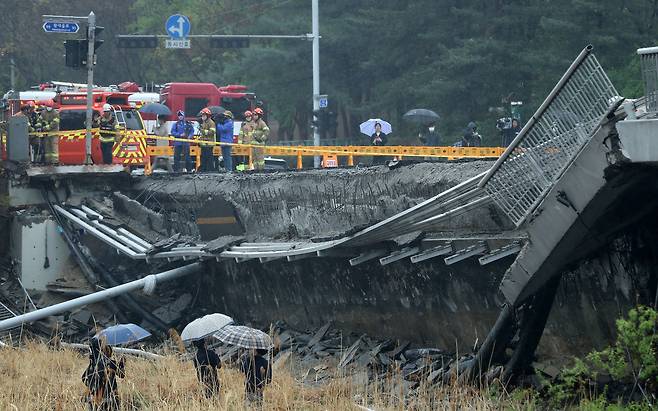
[159,83,261,137]
[54,91,148,165]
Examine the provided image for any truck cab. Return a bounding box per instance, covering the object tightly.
[55,92,148,165]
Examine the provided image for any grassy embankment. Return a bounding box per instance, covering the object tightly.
[0,342,534,410]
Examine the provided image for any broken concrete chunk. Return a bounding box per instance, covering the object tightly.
[338,337,362,368]
[150,293,192,324]
[306,321,332,349]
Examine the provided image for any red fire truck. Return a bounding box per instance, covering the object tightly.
[158,83,260,137]
[55,91,148,165]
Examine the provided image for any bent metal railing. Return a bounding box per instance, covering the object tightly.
[479,45,620,227]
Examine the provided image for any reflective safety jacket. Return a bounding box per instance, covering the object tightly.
[239,120,255,144]
[251,118,269,144]
[39,110,60,133]
[199,118,216,145]
[99,114,117,143]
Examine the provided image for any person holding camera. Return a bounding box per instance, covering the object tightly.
[461,121,482,147]
[497,117,521,147]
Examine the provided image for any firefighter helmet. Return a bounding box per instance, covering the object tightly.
[199,107,212,117]
[103,103,112,112]
[253,107,264,116]
[244,110,253,117]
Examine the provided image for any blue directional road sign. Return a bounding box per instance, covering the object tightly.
[43,21,80,33]
[166,14,191,39]
[319,96,328,108]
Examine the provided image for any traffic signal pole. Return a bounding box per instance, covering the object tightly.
[312,0,321,168]
[43,12,100,164]
[84,11,95,164]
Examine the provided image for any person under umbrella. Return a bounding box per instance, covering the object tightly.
[371,122,387,165]
[240,348,271,405]
[419,122,441,147]
[193,338,221,398]
[214,325,273,405]
[82,337,125,411]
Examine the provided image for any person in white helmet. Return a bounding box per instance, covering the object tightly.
[99,104,117,164]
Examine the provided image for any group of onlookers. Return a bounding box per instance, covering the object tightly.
[155,107,269,173]
[82,336,271,410]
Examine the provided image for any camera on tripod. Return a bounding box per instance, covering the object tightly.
[496,117,513,130]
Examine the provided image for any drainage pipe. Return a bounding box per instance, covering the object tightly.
[0,263,202,331]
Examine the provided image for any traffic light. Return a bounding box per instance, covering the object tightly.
[64,25,104,68]
[210,38,250,48]
[64,39,84,68]
[87,25,104,53]
[312,109,323,129]
[117,36,159,48]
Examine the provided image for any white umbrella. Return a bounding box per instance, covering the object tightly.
[181,313,234,342]
[214,325,272,350]
[359,118,392,136]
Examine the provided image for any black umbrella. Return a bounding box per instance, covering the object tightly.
[207,106,226,115]
[403,108,440,125]
[139,103,171,116]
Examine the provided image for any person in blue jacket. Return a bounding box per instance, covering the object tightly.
[216,110,235,171]
[171,110,195,172]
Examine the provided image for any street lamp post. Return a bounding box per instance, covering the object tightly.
[312,0,321,168]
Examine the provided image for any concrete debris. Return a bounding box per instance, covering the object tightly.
[148,233,198,255]
[203,236,245,254]
[150,293,192,325]
[306,321,332,348]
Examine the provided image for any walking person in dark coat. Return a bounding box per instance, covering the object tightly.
[82,338,125,411]
[192,338,221,398]
[240,349,272,406]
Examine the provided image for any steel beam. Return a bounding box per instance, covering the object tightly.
[444,242,488,266]
[287,253,316,262]
[478,242,522,265]
[316,249,356,257]
[379,247,419,266]
[410,243,453,263]
[54,205,143,258]
[349,250,387,266]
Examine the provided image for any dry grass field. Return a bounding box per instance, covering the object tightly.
[0,342,535,410]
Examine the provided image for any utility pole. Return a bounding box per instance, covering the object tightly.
[84,11,96,165]
[312,0,321,168]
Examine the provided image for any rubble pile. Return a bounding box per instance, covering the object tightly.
[212,320,461,395]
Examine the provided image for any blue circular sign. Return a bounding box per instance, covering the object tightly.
[166,14,191,39]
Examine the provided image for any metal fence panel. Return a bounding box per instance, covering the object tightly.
[483,51,619,227]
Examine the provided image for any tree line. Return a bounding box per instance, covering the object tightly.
[0,0,655,145]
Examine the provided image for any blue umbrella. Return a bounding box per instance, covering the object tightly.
[94,323,151,346]
[139,103,171,116]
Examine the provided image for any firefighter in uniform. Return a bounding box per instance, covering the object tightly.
[198,107,216,172]
[237,110,255,171]
[39,101,60,165]
[99,104,117,164]
[250,107,269,170]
